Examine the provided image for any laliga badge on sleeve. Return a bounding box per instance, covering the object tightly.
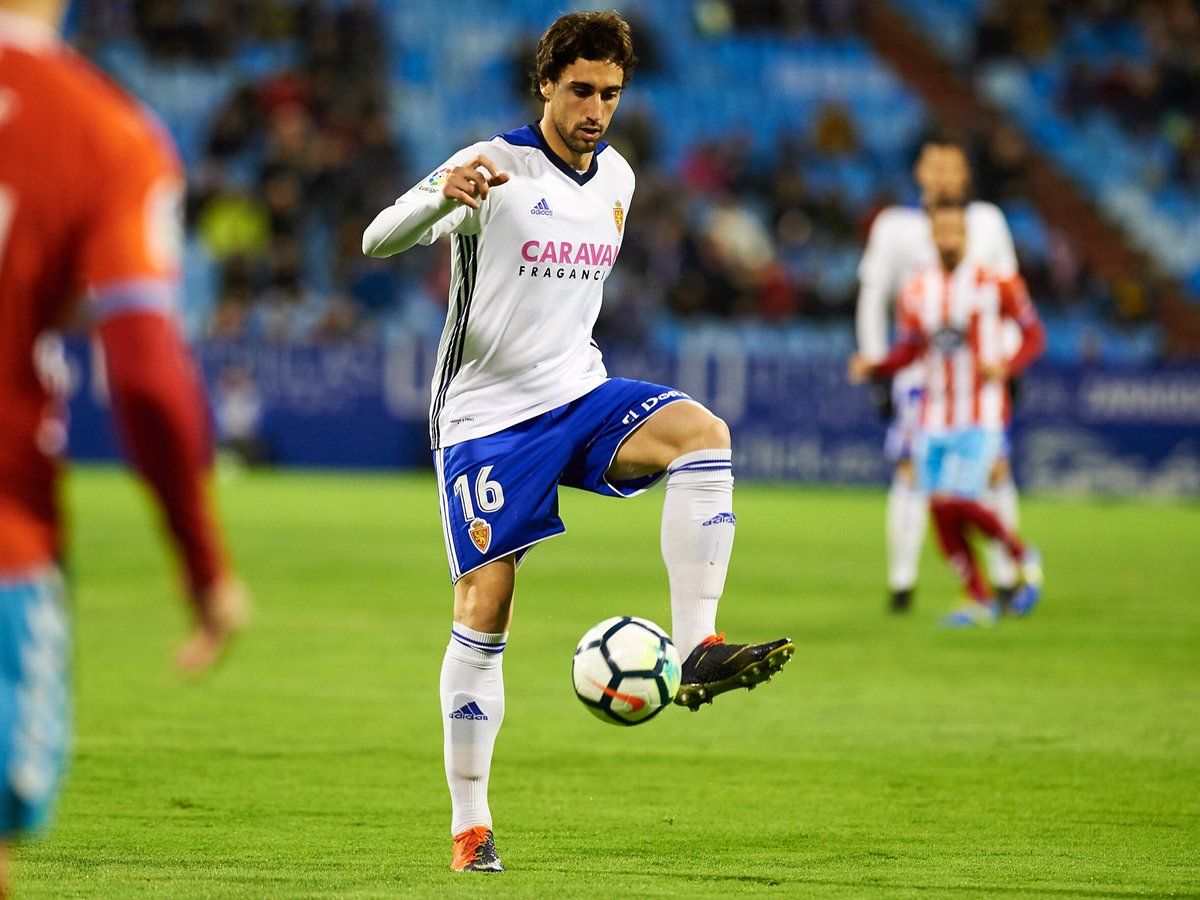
[468,518,492,553]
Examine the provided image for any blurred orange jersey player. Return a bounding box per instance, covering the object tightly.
[0,0,245,877]
[0,12,188,569]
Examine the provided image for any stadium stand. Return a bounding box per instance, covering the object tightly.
[891,0,1200,353]
[74,0,1186,362]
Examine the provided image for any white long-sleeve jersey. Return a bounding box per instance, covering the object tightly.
[363,124,634,449]
[855,201,1017,363]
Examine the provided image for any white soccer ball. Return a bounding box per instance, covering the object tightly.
[571,616,682,726]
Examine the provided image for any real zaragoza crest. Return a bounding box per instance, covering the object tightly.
[468,517,491,553]
[613,199,624,234]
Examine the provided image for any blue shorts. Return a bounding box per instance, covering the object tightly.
[916,428,1004,500]
[884,370,1012,467]
[435,378,693,581]
[0,570,70,837]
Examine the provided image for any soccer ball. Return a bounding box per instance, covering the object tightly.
[572,616,681,726]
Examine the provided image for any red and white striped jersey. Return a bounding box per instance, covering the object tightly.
[896,264,1042,432]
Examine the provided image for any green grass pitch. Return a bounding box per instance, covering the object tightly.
[17,466,1200,897]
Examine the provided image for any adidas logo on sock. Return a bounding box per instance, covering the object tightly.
[530,197,553,216]
[448,701,489,720]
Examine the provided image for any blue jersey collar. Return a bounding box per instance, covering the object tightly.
[494,123,608,186]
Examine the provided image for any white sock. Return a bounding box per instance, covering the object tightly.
[661,449,734,661]
[983,478,1020,589]
[440,622,506,836]
[886,477,927,592]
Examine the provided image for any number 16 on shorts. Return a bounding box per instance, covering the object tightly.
[453,466,505,553]
[435,439,567,582]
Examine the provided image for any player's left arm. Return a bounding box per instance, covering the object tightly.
[995,274,1046,377]
[855,210,900,364]
[79,130,244,671]
[856,329,924,381]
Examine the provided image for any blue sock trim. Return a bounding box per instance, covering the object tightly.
[451,630,506,653]
[668,462,733,475]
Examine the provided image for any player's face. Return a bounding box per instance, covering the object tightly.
[541,58,624,157]
[915,145,970,203]
[931,207,967,267]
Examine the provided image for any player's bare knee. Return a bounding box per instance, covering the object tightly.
[895,459,916,486]
[677,408,730,455]
[453,587,511,634]
[705,414,732,450]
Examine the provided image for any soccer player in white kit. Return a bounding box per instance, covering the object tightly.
[362,12,794,873]
[855,136,1025,613]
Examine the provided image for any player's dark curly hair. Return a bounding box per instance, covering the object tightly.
[530,11,637,100]
[911,125,971,169]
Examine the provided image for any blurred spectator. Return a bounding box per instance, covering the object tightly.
[196,189,271,261]
[214,366,268,465]
[813,103,859,157]
[707,193,775,280]
[83,0,407,342]
[972,120,1031,202]
[78,0,1168,357]
[727,0,864,34]
[977,1,1200,195]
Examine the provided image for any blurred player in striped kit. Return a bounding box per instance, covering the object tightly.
[851,201,1045,626]
[0,0,246,888]
[855,133,1027,613]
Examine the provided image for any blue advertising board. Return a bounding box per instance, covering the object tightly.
[64,338,1200,494]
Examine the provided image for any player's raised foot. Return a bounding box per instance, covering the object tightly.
[889,588,913,614]
[941,599,999,629]
[1011,547,1044,617]
[673,633,795,711]
[451,826,503,873]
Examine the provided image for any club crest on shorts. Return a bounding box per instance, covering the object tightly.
[468,517,491,553]
[613,199,624,234]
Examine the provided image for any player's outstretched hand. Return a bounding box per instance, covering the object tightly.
[443,155,509,209]
[175,576,250,675]
[847,353,874,385]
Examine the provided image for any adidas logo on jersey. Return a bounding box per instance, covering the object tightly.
[530,197,553,216]
[448,701,489,721]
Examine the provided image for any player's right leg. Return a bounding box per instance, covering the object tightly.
[931,430,1041,625]
[0,569,71,893]
[929,493,998,627]
[884,373,927,612]
[443,557,513,873]
[434,418,570,872]
[920,431,997,626]
[982,452,1021,610]
[886,459,926,613]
